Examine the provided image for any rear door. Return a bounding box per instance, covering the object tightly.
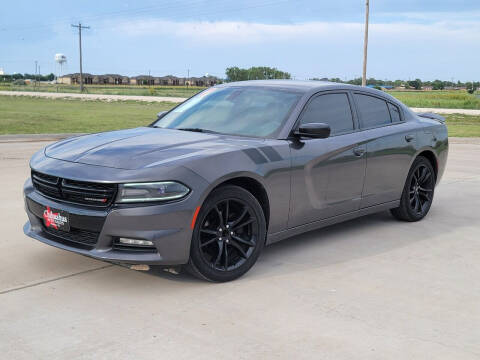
[352,92,418,208]
[288,91,366,227]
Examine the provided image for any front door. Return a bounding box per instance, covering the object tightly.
[288,92,366,228]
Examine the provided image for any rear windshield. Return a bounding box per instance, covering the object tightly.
[153,86,302,138]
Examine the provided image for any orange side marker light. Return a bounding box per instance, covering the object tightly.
[191,206,201,229]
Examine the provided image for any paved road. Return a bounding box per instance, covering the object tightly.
[410,107,480,115]
[1,90,480,115]
[1,140,479,359]
[0,90,185,103]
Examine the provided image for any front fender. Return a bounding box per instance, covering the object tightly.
[184,144,292,234]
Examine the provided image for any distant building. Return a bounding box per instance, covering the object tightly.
[366,84,394,90]
[58,73,220,87]
[130,75,156,86]
[95,74,130,85]
[58,73,94,85]
[0,68,4,75]
[445,86,467,91]
[186,76,218,87]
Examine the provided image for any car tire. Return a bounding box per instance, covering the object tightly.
[390,156,436,222]
[187,185,266,282]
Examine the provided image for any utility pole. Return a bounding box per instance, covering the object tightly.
[71,23,90,92]
[34,61,37,89]
[187,68,190,87]
[362,0,370,87]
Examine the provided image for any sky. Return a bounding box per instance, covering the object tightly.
[0,0,479,81]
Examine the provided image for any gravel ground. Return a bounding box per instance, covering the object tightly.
[410,107,480,115]
[0,90,185,103]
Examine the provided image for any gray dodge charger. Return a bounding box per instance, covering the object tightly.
[23,80,448,281]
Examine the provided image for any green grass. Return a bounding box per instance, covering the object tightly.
[2,84,479,109]
[0,95,479,136]
[388,90,480,110]
[0,83,204,98]
[0,95,176,134]
[444,113,480,137]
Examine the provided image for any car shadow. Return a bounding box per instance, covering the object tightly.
[22,205,459,288]
[138,207,450,283]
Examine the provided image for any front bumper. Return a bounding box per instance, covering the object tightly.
[23,178,197,265]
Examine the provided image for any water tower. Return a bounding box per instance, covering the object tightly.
[55,54,67,83]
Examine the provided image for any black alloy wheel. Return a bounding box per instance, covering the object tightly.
[188,185,266,282]
[408,163,434,215]
[391,156,436,222]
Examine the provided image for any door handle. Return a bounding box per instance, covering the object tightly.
[405,134,415,142]
[353,147,365,157]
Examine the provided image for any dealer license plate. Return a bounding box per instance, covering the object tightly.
[42,206,70,232]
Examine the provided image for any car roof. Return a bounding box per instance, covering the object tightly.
[214,79,405,109]
[219,79,407,108]
[216,79,358,92]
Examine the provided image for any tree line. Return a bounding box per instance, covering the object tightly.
[1,73,55,82]
[225,67,291,82]
[313,77,479,93]
[2,67,478,94]
[224,67,477,93]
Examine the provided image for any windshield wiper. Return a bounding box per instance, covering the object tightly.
[176,127,220,134]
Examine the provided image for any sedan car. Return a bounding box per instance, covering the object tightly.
[23,80,448,282]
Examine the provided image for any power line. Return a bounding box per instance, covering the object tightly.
[1,0,294,32]
[71,23,90,92]
[0,1,204,32]
[92,0,293,32]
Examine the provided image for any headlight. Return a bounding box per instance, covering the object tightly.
[116,181,190,203]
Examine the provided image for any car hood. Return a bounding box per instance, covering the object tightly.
[45,127,261,170]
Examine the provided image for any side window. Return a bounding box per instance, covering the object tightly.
[354,93,391,128]
[388,103,401,122]
[300,93,354,135]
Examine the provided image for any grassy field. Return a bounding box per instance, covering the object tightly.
[0,95,479,136]
[0,95,176,134]
[1,84,479,109]
[444,113,480,137]
[0,83,203,98]
[388,90,480,109]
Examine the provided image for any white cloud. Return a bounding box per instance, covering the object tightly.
[111,18,480,45]
[377,10,480,22]
[115,20,359,44]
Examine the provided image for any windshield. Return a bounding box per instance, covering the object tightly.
[153,86,302,138]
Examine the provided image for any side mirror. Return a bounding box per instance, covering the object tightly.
[157,111,168,120]
[295,123,331,139]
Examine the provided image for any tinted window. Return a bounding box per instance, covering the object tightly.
[388,103,401,122]
[154,87,301,138]
[300,93,354,135]
[354,94,391,128]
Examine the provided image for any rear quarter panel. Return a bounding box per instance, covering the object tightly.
[414,117,449,184]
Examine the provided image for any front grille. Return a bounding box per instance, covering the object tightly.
[32,170,117,207]
[41,221,99,249]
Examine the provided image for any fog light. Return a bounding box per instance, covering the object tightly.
[119,238,154,247]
